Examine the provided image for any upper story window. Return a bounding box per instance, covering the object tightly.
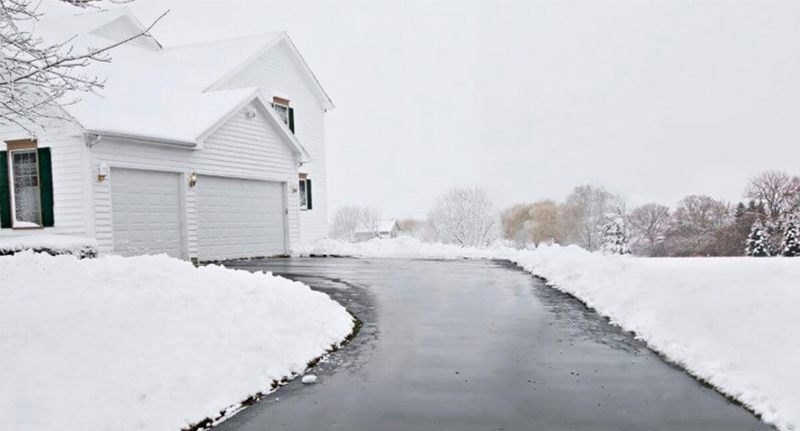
[271,96,295,133]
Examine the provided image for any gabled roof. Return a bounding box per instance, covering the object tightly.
[31,5,332,151]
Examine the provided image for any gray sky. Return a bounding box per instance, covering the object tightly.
[129,0,800,218]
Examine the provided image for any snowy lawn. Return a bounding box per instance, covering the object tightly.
[0,252,354,431]
[303,237,800,431]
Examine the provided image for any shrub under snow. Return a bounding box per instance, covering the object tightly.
[0,234,97,258]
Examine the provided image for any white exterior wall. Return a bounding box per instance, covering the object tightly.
[0,120,92,238]
[217,40,330,246]
[89,102,301,258]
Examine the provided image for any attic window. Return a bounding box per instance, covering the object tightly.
[271,96,295,133]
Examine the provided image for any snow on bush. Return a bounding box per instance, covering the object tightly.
[305,237,800,431]
[0,234,98,258]
[0,252,354,431]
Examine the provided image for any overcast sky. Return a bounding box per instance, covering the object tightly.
[127,0,800,219]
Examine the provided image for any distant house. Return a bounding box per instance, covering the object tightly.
[0,8,334,261]
[354,220,400,241]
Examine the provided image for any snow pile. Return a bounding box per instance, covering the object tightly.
[0,252,354,431]
[300,236,503,259]
[0,234,98,258]
[306,237,800,431]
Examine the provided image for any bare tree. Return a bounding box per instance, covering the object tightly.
[330,206,362,242]
[744,170,800,219]
[501,200,561,248]
[358,206,382,238]
[0,0,167,133]
[330,205,383,242]
[560,185,619,251]
[666,195,731,256]
[628,203,670,256]
[428,187,498,247]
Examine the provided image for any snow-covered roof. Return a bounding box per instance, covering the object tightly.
[355,220,399,234]
[30,5,332,147]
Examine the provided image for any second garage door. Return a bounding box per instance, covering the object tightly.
[197,176,286,261]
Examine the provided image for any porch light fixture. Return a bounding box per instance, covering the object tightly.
[189,171,198,189]
[97,162,109,183]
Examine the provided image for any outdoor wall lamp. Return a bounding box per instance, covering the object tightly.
[97,162,109,183]
[189,171,198,189]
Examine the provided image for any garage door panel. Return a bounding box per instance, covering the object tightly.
[198,176,285,261]
[111,168,183,258]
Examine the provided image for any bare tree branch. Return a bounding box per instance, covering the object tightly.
[0,0,168,134]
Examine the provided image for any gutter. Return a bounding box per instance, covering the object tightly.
[85,130,198,149]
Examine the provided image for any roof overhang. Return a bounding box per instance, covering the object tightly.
[196,90,311,163]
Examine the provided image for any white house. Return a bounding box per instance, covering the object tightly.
[0,7,333,262]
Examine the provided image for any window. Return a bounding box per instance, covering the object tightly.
[271,96,295,133]
[299,174,312,211]
[10,150,42,227]
[1,140,54,229]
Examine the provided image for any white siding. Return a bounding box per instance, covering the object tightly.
[0,119,92,238]
[89,102,301,257]
[217,40,330,246]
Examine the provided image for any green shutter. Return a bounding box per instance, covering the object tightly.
[306,178,312,210]
[38,147,55,227]
[288,107,295,133]
[0,151,10,228]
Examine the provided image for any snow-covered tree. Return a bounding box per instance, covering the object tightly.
[428,187,498,247]
[600,214,630,255]
[782,216,800,257]
[560,185,621,251]
[745,218,771,257]
[330,205,382,242]
[0,0,166,133]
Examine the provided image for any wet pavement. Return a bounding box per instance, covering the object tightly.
[218,258,771,431]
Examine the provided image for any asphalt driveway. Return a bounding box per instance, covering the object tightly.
[219,258,770,431]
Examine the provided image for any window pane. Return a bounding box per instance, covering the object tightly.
[12,150,42,226]
[299,180,307,208]
[273,104,290,126]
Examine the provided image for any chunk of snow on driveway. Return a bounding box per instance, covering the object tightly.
[302,375,318,384]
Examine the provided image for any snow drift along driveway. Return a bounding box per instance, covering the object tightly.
[0,252,354,431]
[304,237,800,431]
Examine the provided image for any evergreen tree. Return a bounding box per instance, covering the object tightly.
[782,216,800,257]
[745,219,771,257]
[601,214,630,255]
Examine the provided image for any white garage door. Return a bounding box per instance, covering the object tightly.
[111,168,183,258]
[197,176,285,261]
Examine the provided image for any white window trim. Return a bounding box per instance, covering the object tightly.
[7,148,43,229]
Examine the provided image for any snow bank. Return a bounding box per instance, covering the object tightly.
[0,234,98,258]
[0,252,354,431]
[300,236,501,259]
[306,237,800,431]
